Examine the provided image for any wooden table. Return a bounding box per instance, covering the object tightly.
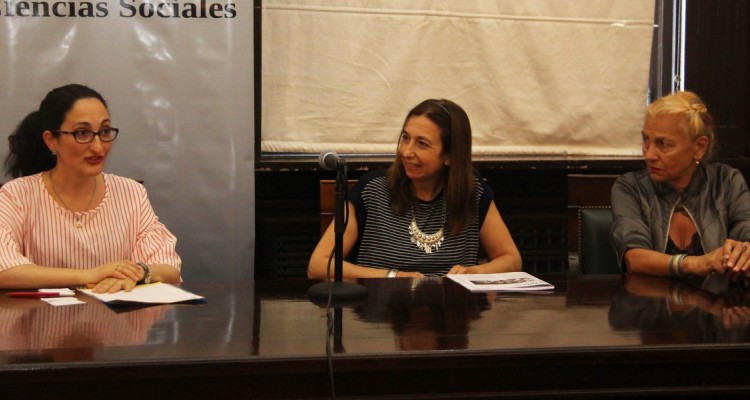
[1,274,749,399]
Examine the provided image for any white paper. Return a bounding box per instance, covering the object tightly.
[78,282,204,305]
[42,297,85,306]
[447,272,554,293]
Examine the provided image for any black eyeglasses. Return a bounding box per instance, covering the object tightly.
[53,128,119,144]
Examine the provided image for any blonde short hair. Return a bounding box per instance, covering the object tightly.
[646,91,716,158]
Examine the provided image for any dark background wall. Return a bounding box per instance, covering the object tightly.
[685,1,749,159]
[254,1,750,279]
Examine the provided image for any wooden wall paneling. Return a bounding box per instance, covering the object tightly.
[685,0,749,158]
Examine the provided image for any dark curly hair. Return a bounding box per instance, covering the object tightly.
[5,84,107,178]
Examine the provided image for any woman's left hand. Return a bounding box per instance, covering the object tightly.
[447,265,474,274]
[88,277,137,293]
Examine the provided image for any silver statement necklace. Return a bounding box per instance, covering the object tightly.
[408,203,445,254]
[49,170,97,229]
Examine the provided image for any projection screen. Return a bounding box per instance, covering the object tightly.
[261,0,655,158]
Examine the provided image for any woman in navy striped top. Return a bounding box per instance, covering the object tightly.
[309,99,521,279]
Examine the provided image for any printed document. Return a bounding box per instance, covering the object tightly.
[447,272,554,292]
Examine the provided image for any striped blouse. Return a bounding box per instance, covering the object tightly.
[0,173,181,272]
[349,170,493,276]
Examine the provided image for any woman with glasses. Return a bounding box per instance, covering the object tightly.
[308,99,521,279]
[0,84,181,292]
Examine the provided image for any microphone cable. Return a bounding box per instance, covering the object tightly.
[324,187,350,399]
[324,248,337,399]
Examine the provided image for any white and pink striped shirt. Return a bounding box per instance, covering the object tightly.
[0,173,181,272]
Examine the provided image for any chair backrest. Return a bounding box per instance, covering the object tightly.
[578,207,621,274]
[319,179,357,236]
[567,174,620,254]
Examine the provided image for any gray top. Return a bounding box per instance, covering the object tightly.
[610,162,750,269]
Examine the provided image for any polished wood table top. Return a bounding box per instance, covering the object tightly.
[1,274,749,399]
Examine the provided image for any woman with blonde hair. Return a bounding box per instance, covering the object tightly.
[611,91,750,277]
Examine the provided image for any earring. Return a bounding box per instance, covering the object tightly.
[695,159,701,165]
[50,150,57,156]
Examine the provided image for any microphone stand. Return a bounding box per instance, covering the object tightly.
[308,161,368,303]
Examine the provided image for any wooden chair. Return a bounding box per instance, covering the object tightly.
[319,179,357,236]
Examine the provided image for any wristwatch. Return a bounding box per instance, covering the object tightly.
[137,262,152,285]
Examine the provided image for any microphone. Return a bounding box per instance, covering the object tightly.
[319,150,345,170]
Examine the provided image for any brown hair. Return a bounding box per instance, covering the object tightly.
[386,99,475,235]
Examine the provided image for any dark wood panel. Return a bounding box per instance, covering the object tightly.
[567,174,620,207]
[685,0,750,158]
[319,179,357,235]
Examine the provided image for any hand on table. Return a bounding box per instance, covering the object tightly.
[88,277,137,293]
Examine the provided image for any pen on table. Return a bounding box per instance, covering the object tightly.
[7,290,74,298]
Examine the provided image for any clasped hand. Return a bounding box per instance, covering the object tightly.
[692,240,750,277]
[85,260,145,293]
[719,240,750,276]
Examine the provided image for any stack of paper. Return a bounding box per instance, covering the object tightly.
[78,282,205,305]
[447,272,554,293]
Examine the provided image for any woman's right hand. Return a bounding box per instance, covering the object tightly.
[393,270,424,278]
[720,239,750,274]
[691,240,750,277]
[84,261,144,286]
[685,248,730,276]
